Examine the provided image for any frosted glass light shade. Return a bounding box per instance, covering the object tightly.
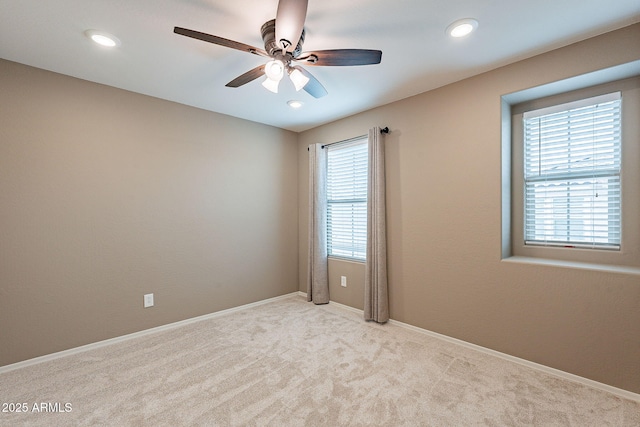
[264,60,285,81]
[289,68,310,91]
[262,77,280,93]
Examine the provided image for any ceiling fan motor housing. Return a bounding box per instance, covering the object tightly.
[261,19,305,58]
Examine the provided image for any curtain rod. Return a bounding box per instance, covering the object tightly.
[319,127,389,149]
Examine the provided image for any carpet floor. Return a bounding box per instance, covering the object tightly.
[0,295,638,426]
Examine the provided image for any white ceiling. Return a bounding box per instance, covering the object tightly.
[1,0,639,132]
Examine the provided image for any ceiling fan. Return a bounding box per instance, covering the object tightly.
[174,0,382,98]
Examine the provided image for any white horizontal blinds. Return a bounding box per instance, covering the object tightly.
[523,92,622,249]
[326,138,368,260]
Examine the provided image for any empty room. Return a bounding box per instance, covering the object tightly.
[1,0,639,425]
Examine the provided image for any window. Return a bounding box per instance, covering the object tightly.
[523,93,621,249]
[503,73,640,270]
[326,137,368,260]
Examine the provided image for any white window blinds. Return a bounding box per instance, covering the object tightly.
[523,92,622,249]
[326,138,368,260]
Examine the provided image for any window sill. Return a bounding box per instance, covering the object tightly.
[328,256,366,265]
[501,256,640,276]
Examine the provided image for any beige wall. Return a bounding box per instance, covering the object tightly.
[0,59,299,366]
[298,24,640,393]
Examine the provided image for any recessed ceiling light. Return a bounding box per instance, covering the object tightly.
[287,100,303,109]
[84,30,121,47]
[446,18,478,38]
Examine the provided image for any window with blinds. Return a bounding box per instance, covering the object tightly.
[523,92,622,249]
[326,137,368,260]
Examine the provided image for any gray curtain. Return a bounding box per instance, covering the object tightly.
[307,143,329,304]
[364,127,389,322]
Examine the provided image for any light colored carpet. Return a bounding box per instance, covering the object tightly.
[0,295,638,426]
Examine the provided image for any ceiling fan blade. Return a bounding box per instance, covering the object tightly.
[225,64,267,88]
[275,0,308,52]
[297,49,382,66]
[174,27,268,57]
[295,67,327,98]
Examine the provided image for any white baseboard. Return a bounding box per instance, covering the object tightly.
[0,292,299,375]
[321,296,640,403]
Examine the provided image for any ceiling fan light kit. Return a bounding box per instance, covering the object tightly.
[173,0,382,99]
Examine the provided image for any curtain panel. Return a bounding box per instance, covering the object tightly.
[364,127,389,323]
[307,143,329,304]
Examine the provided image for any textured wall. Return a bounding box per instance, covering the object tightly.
[297,24,640,393]
[0,60,299,366]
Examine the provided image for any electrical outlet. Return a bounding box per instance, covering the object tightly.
[144,293,154,308]
[340,276,347,287]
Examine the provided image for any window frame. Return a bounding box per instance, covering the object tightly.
[521,92,622,250]
[325,136,368,261]
[505,75,640,269]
